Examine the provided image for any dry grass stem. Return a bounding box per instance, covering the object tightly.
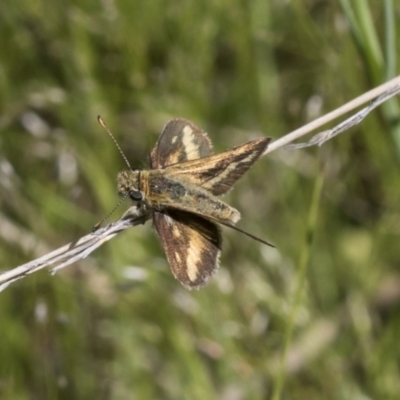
[0,206,148,291]
[265,76,400,153]
[1,77,399,291]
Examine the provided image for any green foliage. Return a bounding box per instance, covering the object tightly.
[0,1,399,399]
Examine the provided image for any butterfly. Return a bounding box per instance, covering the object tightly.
[103,118,272,289]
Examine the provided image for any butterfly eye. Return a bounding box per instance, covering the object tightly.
[129,190,143,201]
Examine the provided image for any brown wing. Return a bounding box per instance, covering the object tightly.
[164,137,271,196]
[151,119,213,169]
[153,210,221,289]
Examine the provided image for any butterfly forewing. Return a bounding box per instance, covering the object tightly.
[164,137,271,196]
[151,118,213,168]
[154,210,222,289]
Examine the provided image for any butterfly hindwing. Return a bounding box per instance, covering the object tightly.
[151,118,213,169]
[153,210,222,289]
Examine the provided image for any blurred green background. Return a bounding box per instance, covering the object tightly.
[1,1,400,399]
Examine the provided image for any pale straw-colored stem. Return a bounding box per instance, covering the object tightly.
[1,76,400,291]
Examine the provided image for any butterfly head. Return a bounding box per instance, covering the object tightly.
[117,169,143,202]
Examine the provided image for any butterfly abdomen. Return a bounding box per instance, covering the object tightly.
[147,174,240,225]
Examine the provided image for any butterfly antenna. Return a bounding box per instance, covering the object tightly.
[97,115,132,170]
[92,194,128,232]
